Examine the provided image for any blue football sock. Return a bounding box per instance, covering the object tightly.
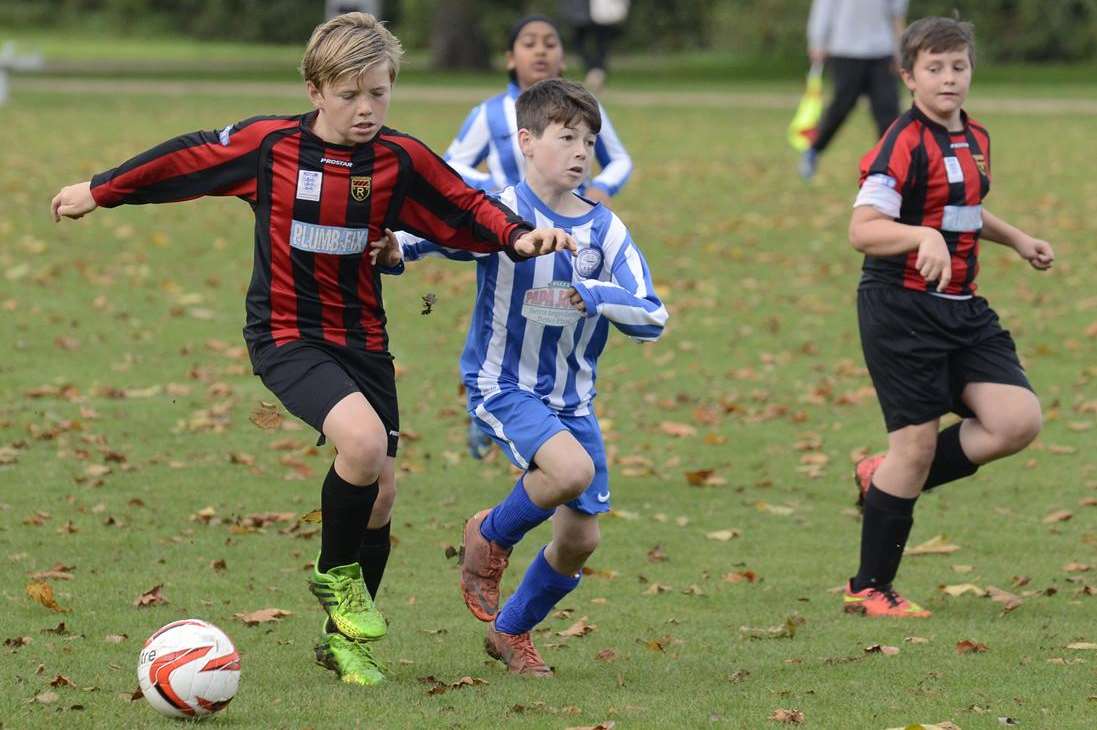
[494,546,580,635]
[479,477,554,549]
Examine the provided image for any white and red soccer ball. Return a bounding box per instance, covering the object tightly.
[137,619,240,719]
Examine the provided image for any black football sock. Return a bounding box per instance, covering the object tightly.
[318,464,379,573]
[922,422,978,492]
[851,484,917,592]
[358,521,391,600]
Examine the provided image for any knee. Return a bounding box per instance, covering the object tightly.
[336,433,386,485]
[548,454,596,502]
[998,409,1042,454]
[558,530,600,566]
[892,430,938,472]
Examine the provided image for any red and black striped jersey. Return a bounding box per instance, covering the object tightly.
[856,105,991,296]
[90,112,533,354]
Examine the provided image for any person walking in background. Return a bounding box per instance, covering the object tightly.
[559,0,630,93]
[800,0,906,181]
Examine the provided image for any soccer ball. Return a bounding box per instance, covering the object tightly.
[137,619,240,719]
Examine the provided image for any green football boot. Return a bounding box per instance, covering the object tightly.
[314,620,386,686]
[308,558,387,641]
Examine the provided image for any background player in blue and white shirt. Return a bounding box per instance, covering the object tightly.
[372,79,666,676]
[443,14,634,459]
[444,14,633,207]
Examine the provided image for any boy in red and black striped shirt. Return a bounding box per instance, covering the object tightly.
[50,13,575,687]
[842,17,1055,618]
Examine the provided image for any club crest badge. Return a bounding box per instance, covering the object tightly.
[351,176,371,203]
[972,154,987,176]
[574,247,603,278]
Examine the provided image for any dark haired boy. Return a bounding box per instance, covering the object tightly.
[844,17,1054,617]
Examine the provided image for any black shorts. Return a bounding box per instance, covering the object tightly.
[251,340,400,457]
[858,287,1033,432]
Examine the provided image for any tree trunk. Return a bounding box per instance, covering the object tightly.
[430,0,489,70]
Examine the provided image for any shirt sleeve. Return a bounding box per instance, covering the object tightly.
[390,134,533,260]
[89,116,286,208]
[590,105,633,196]
[855,131,914,218]
[807,0,834,52]
[572,220,667,343]
[396,230,487,264]
[443,104,494,190]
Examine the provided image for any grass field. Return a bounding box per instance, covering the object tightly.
[1,65,1096,728]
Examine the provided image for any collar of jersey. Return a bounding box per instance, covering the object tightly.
[299,110,384,150]
[507,82,523,99]
[910,104,970,135]
[516,181,602,227]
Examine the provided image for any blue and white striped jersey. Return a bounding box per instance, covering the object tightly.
[397,181,666,416]
[444,82,633,197]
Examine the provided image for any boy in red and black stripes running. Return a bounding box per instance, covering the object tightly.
[843,17,1055,618]
[50,13,575,686]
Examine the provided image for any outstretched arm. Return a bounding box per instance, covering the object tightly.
[443,104,493,190]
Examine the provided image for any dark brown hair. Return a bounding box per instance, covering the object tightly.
[516,78,601,137]
[900,16,975,73]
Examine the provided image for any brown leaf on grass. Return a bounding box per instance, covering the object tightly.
[594,648,617,662]
[723,570,758,584]
[234,608,292,626]
[905,636,930,644]
[1046,444,1077,455]
[26,581,66,612]
[418,674,488,696]
[29,564,75,581]
[1042,509,1073,524]
[769,708,805,724]
[42,622,68,635]
[884,724,961,730]
[864,644,900,656]
[1080,497,1097,507]
[558,617,595,638]
[210,559,227,572]
[50,674,76,688]
[33,690,59,705]
[1066,642,1097,650]
[1063,562,1091,573]
[104,634,127,643]
[249,402,283,430]
[299,509,323,524]
[706,529,741,542]
[941,583,986,597]
[5,636,32,649]
[956,639,989,654]
[740,614,805,640]
[986,585,1024,612]
[906,535,960,556]
[642,583,672,595]
[133,585,166,608]
[659,421,696,438]
[565,723,615,730]
[684,468,726,486]
[228,451,255,466]
[191,506,217,524]
[647,545,668,562]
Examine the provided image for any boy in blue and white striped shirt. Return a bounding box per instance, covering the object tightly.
[372,79,665,676]
[444,15,633,206]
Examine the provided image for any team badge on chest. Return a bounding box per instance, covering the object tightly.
[972,153,987,176]
[351,176,371,202]
[574,247,603,278]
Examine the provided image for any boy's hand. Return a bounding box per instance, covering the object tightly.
[369,228,402,268]
[568,288,587,314]
[1014,235,1055,271]
[514,228,577,257]
[915,228,952,292]
[51,181,97,222]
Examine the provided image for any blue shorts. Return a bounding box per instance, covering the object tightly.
[470,389,610,515]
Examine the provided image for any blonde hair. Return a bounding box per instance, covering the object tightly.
[300,12,404,88]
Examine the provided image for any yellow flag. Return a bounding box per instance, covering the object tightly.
[787,64,824,151]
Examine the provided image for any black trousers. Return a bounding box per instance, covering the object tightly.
[574,23,615,72]
[812,56,899,153]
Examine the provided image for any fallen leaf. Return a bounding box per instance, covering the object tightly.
[706,529,741,542]
[104,634,127,643]
[905,636,930,644]
[249,402,283,430]
[34,690,59,705]
[1065,642,1097,650]
[5,636,32,648]
[985,585,1024,612]
[133,584,166,607]
[723,570,758,584]
[1063,562,1091,573]
[29,564,75,581]
[565,723,615,730]
[864,644,900,655]
[299,509,323,524]
[769,708,805,724]
[906,535,961,556]
[642,583,672,595]
[956,639,989,654]
[234,608,292,626]
[50,674,75,688]
[594,648,617,662]
[941,583,986,597]
[1042,509,1073,524]
[740,614,805,640]
[659,421,696,438]
[558,617,595,638]
[26,581,66,612]
[210,559,227,572]
[684,468,725,486]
